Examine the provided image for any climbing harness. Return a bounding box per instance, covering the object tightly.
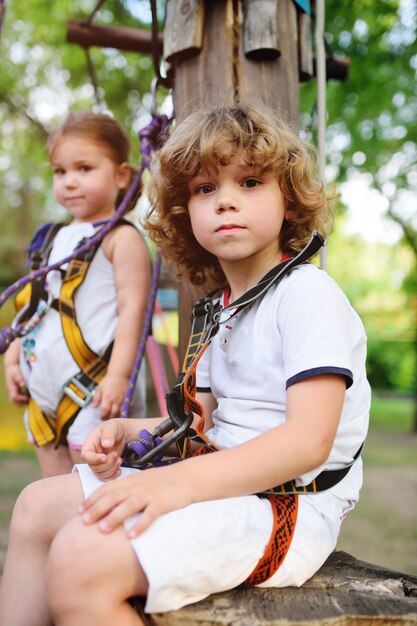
[19,218,135,446]
[123,229,362,492]
[123,231,325,468]
[122,229,364,586]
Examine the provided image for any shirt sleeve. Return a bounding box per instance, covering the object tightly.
[277,267,357,389]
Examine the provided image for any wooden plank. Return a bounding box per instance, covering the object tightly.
[298,9,313,81]
[242,0,281,59]
[66,19,163,54]
[238,0,299,121]
[135,551,417,625]
[164,0,204,63]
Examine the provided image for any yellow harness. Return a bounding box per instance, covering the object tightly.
[16,222,117,447]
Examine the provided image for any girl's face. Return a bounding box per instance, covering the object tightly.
[187,151,293,278]
[51,136,130,223]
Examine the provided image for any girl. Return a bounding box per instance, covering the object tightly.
[0,103,370,626]
[4,112,151,477]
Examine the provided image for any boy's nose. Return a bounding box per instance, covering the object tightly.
[215,188,239,213]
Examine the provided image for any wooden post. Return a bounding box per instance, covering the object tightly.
[164,0,303,360]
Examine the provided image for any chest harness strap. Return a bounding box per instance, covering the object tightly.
[17,222,128,447]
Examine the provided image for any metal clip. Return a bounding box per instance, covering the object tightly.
[63,376,96,408]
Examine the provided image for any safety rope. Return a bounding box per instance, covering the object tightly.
[315,0,328,271]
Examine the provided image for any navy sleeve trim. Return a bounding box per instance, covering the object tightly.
[196,386,212,393]
[286,367,353,390]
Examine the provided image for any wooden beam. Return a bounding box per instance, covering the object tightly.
[66,19,163,54]
[298,10,313,81]
[164,0,204,63]
[243,0,281,60]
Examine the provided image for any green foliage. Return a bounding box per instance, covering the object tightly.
[367,340,415,391]
[0,0,159,283]
[0,0,415,404]
[369,394,414,433]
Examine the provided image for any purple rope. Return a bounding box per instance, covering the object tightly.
[122,429,179,468]
[120,250,162,418]
[0,326,22,353]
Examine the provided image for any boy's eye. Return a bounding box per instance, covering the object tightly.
[242,178,260,188]
[53,168,65,176]
[79,165,92,172]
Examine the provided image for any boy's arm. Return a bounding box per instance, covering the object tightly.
[92,225,151,418]
[80,376,345,535]
[181,375,345,500]
[4,339,29,405]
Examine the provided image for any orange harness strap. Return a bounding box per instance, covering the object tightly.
[180,347,299,586]
[243,494,298,586]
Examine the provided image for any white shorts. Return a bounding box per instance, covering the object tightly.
[75,464,352,614]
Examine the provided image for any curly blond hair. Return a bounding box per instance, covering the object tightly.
[145,103,333,286]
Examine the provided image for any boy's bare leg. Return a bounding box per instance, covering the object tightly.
[0,473,83,626]
[47,516,148,626]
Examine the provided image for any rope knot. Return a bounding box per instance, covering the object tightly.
[126,428,164,463]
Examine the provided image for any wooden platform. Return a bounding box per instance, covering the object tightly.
[134,551,417,625]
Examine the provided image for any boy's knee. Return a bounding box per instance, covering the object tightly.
[47,520,94,614]
[47,519,106,610]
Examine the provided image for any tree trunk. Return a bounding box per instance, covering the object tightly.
[134,551,417,625]
[165,0,303,361]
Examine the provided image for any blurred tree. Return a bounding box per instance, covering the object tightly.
[0,0,415,422]
[302,0,416,428]
[0,0,159,283]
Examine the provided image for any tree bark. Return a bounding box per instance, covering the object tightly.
[134,551,417,625]
[166,0,302,360]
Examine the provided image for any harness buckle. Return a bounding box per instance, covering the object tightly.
[63,375,96,408]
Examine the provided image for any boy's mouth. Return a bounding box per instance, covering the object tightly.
[216,223,245,233]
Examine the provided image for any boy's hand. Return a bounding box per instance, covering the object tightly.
[79,461,191,538]
[81,418,128,480]
[5,364,29,406]
[91,373,129,420]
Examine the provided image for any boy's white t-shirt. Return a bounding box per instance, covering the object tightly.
[196,264,371,500]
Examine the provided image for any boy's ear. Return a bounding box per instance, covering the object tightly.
[116,162,132,189]
[285,207,297,222]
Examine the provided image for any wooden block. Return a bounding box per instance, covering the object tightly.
[242,0,281,60]
[164,0,204,63]
[298,10,313,81]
